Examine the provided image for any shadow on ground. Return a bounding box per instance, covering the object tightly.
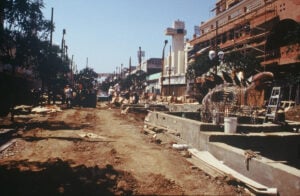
[0,120,93,147]
[0,158,137,196]
[1,120,90,131]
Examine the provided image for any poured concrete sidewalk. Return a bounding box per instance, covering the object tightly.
[144,110,300,195]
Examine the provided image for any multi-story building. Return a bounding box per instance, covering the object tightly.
[141,58,162,75]
[163,20,187,96]
[188,0,300,101]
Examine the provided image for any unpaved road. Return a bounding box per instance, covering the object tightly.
[0,103,247,195]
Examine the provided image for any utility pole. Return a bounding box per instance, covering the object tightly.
[61,29,66,60]
[71,55,74,86]
[50,8,54,46]
[65,45,68,59]
[121,63,123,79]
[168,45,172,96]
[161,40,168,96]
[129,57,132,75]
[214,20,218,74]
[46,7,55,104]
[138,46,142,71]
[137,47,145,71]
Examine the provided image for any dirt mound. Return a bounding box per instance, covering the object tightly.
[285,105,300,121]
[137,173,183,195]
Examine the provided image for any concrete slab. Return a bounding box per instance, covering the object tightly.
[144,110,300,195]
[207,142,300,195]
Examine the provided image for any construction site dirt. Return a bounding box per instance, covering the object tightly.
[0,102,249,195]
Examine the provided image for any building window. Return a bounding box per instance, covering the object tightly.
[229,29,234,40]
[222,33,227,43]
[177,29,184,34]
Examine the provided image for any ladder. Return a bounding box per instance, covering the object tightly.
[265,87,281,123]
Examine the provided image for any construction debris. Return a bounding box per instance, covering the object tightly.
[13,105,32,114]
[172,144,189,150]
[31,105,62,113]
[78,132,107,140]
[188,149,277,195]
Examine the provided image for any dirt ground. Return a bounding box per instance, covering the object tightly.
[0,102,249,195]
[285,105,300,121]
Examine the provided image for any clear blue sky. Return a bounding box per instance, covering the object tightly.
[42,0,216,73]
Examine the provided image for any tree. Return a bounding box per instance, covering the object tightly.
[186,50,261,80]
[73,67,98,107]
[186,51,217,81]
[119,75,134,91]
[223,50,261,77]
[37,42,70,103]
[1,0,52,69]
[186,49,262,103]
[75,67,98,91]
[129,70,147,92]
[0,0,71,108]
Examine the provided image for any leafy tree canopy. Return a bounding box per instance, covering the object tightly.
[1,0,52,69]
[186,50,261,80]
[186,51,217,80]
[75,67,98,90]
[223,50,261,77]
[128,70,147,91]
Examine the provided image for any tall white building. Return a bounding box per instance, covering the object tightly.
[163,20,187,96]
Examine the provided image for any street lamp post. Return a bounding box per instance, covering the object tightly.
[168,65,173,96]
[121,63,123,79]
[138,46,143,71]
[61,29,66,60]
[161,40,168,96]
[168,46,172,96]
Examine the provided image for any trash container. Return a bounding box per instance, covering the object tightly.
[224,117,237,133]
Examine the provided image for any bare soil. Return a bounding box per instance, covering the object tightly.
[0,102,248,195]
[285,105,300,121]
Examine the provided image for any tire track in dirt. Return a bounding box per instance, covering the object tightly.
[93,105,246,195]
